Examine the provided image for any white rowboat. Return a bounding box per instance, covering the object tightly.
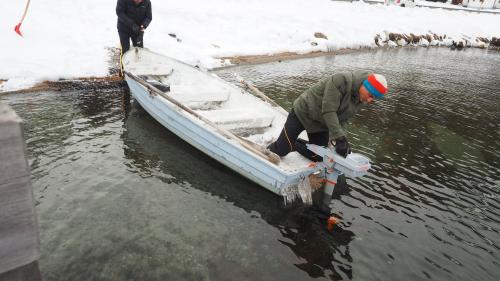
[122,47,370,200]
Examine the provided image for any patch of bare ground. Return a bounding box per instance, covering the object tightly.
[218,48,374,68]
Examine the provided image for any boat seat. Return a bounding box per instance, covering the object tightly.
[169,86,230,110]
[197,109,275,131]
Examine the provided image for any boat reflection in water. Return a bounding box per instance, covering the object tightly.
[121,95,356,280]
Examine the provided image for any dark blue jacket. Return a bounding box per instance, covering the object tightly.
[116,0,152,33]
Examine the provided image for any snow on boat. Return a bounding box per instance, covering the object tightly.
[122,47,370,200]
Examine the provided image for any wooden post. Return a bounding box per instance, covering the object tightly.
[0,103,42,281]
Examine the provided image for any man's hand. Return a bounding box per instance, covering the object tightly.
[140,25,145,32]
[332,136,351,158]
[132,24,140,34]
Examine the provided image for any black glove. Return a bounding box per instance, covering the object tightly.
[132,24,140,34]
[333,136,351,158]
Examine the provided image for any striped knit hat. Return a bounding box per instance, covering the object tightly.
[363,74,388,99]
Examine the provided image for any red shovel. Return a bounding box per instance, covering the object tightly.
[14,0,31,37]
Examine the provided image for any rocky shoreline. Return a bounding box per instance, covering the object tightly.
[375,31,500,49]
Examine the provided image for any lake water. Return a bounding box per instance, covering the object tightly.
[2,47,499,281]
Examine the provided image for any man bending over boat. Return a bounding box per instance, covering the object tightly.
[267,71,388,161]
[116,0,152,74]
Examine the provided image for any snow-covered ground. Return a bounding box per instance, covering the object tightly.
[1,0,499,91]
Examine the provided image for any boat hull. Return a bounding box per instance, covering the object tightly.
[122,47,322,198]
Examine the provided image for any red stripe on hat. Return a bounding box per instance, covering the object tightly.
[367,75,387,94]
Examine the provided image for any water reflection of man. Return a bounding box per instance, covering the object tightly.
[280,207,356,279]
[268,72,388,161]
[116,0,152,75]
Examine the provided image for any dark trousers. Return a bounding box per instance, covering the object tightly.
[118,31,144,76]
[119,31,144,55]
[268,110,329,161]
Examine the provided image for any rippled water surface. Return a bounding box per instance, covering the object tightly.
[2,48,499,281]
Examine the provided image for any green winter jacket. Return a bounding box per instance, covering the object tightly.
[293,71,369,140]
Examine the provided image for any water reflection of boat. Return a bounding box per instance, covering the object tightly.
[121,101,276,202]
[123,47,314,197]
[121,104,355,279]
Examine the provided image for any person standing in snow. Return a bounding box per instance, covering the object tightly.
[267,71,388,161]
[116,0,152,73]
